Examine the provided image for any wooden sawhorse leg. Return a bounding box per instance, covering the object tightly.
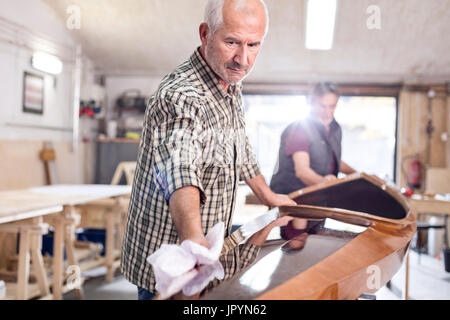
[17,227,31,300]
[72,196,129,284]
[30,227,50,298]
[0,218,50,300]
[404,249,409,300]
[105,200,126,283]
[49,206,83,300]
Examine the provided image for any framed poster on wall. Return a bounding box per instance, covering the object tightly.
[23,72,44,114]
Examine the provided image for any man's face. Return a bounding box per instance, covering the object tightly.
[311,93,339,126]
[202,1,266,85]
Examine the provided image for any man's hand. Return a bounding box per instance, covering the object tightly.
[324,174,337,182]
[246,174,297,207]
[265,192,296,207]
[270,215,295,228]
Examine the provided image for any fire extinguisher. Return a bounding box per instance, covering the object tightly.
[407,156,421,189]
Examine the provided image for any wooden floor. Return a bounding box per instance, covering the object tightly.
[389,250,450,300]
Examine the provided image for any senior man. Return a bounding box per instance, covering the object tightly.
[121,0,295,300]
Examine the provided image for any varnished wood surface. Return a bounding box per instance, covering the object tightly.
[263,173,416,299]
[204,173,416,300]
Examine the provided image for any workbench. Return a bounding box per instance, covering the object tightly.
[0,184,131,300]
[409,195,450,216]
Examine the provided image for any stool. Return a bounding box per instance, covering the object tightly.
[0,218,50,300]
[415,214,448,264]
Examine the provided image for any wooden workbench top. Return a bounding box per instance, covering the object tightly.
[0,184,132,224]
[408,194,450,215]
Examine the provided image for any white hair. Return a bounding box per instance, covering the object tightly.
[204,0,269,39]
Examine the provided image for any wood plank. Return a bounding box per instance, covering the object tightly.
[0,185,130,223]
[30,232,50,297]
[409,196,450,215]
[203,173,416,300]
[396,89,448,189]
[16,229,30,300]
[0,141,97,192]
[425,168,450,194]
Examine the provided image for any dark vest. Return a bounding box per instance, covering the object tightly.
[269,117,342,195]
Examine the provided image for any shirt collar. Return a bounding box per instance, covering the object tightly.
[190,48,242,101]
[307,116,339,133]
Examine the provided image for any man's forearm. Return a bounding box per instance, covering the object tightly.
[169,186,208,246]
[245,174,274,206]
[340,161,356,175]
[296,167,327,186]
[246,174,297,207]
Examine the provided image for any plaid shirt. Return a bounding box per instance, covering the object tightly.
[121,48,261,294]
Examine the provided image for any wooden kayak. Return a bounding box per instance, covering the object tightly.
[202,173,416,300]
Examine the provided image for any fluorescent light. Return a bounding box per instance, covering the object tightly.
[305,0,337,50]
[31,52,63,75]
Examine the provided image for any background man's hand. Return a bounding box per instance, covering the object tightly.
[265,193,296,207]
[324,174,337,182]
[270,215,294,228]
[247,215,294,246]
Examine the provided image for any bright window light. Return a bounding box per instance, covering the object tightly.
[305,0,337,50]
[31,52,63,75]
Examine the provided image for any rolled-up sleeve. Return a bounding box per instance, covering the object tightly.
[239,135,261,181]
[152,92,206,205]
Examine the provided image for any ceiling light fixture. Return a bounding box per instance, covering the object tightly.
[305,0,337,50]
[31,52,63,75]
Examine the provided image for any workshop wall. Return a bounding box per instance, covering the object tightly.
[0,0,78,141]
[396,85,449,190]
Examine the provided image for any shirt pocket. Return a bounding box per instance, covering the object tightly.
[212,139,235,168]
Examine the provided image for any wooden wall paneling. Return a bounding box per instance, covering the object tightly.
[397,90,426,187]
[447,96,450,168]
[54,142,96,185]
[396,88,448,189]
[396,90,407,186]
[0,141,97,191]
[0,141,47,191]
[425,168,450,194]
[430,96,447,168]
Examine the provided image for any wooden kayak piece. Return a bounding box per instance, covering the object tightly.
[203,173,416,300]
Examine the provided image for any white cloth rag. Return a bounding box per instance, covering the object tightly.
[147,222,225,299]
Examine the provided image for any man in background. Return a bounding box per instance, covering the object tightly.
[270,82,356,237]
[270,82,356,194]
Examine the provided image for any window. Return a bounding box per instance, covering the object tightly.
[243,94,398,183]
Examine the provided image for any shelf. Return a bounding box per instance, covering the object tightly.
[96,137,139,143]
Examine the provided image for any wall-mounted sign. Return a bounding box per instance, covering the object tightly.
[23,72,44,114]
